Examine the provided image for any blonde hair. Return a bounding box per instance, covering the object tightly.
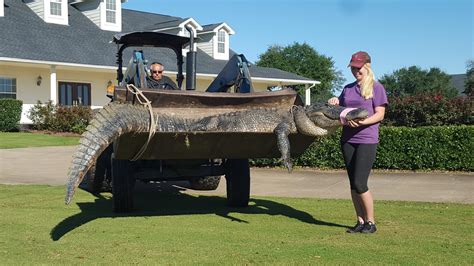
[360,63,375,99]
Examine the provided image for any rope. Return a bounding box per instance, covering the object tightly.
[125,84,157,161]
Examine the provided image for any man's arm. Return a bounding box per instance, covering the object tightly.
[163,76,179,90]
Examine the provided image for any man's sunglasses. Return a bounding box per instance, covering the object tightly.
[151,70,163,74]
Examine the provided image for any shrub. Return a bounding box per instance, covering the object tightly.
[28,101,56,131]
[0,99,23,132]
[376,126,473,171]
[251,126,474,171]
[384,93,473,127]
[28,101,92,134]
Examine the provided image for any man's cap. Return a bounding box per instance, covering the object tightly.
[348,51,371,68]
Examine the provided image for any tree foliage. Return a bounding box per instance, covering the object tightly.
[465,60,474,96]
[379,66,458,98]
[255,43,344,102]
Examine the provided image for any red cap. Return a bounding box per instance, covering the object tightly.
[348,51,371,68]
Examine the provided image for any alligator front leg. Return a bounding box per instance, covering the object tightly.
[274,122,293,172]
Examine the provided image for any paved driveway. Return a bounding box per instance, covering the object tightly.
[0,146,472,203]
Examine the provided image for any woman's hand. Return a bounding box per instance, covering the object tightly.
[328,97,339,105]
[347,119,362,127]
[347,106,386,127]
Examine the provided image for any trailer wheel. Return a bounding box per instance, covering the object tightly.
[189,176,221,190]
[225,159,250,207]
[83,163,110,193]
[84,144,113,193]
[112,158,135,213]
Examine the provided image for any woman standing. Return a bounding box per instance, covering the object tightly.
[328,51,388,233]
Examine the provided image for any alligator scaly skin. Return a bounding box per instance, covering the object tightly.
[65,102,368,204]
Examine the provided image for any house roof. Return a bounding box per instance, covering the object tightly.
[450,74,467,95]
[200,23,235,35]
[201,23,222,32]
[0,0,313,83]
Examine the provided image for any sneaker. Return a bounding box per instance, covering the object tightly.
[361,221,377,233]
[346,222,365,233]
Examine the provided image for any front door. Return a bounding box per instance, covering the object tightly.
[58,82,91,106]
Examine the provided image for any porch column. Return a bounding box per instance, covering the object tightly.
[50,65,57,104]
[0,0,4,17]
[305,84,311,106]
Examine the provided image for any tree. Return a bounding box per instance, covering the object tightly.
[464,60,474,96]
[255,43,344,103]
[379,66,458,98]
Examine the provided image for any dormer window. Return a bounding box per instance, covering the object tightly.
[25,0,69,25]
[73,0,122,32]
[50,0,62,16]
[105,0,116,24]
[218,30,226,54]
[197,23,234,60]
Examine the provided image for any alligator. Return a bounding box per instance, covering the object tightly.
[65,102,368,204]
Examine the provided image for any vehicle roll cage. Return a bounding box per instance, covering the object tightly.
[113,31,191,89]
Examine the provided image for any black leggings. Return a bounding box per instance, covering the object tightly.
[341,142,377,194]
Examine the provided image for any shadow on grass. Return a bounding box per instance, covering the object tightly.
[51,181,345,241]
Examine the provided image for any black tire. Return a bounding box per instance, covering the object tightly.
[112,158,135,213]
[86,144,113,193]
[225,159,250,207]
[84,163,108,193]
[189,176,221,190]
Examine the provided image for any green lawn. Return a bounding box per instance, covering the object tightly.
[0,184,472,264]
[0,132,79,149]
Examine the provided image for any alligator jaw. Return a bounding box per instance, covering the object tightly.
[318,106,369,126]
[65,103,149,205]
[345,108,369,121]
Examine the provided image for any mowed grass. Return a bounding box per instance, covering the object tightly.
[0,132,79,149]
[0,184,472,264]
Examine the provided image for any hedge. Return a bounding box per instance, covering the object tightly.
[384,94,473,127]
[28,101,92,134]
[251,126,474,171]
[0,98,23,132]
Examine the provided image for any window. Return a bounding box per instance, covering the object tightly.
[58,82,91,106]
[105,0,116,23]
[0,77,17,99]
[50,0,62,16]
[182,28,190,37]
[217,30,226,53]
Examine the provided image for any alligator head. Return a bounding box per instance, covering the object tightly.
[293,103,369,137]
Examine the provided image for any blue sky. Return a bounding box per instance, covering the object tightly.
[123,0,473,87]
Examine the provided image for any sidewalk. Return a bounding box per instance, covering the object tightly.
[0,146,472,204]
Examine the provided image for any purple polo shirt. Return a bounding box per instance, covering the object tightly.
[338,81,388,144]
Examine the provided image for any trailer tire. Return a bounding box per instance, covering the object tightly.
[112,158,135,213]
[189,176,221,190]
[225,159,250,207]
[83,162,110,193]
[83,144,113,193]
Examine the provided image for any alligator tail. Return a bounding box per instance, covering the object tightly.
[65,103,150,205]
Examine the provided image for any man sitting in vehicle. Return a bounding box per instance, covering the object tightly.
[147,62,179,90]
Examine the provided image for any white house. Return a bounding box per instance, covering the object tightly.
[0,0,319,124]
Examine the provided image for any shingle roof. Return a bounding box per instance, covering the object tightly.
[200,23,222,32]
[0,0,312,82]
[140,17,187,31]
[450,74,467,95]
